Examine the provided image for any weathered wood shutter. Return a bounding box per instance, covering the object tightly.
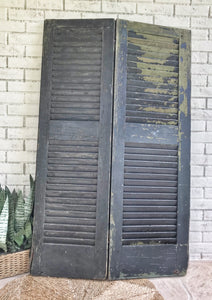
[31,19,115,279]
[109,20,190,279]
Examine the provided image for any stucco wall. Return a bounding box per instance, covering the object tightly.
[0,0,212,260]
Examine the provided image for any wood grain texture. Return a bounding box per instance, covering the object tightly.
[109,20,190,280]
[31,19,115,280]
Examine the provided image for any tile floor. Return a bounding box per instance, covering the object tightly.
[0,261,212,299]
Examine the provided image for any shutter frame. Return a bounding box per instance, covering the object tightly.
[31,19,115,279]
[109,20,191,279]
[31,19,190,280]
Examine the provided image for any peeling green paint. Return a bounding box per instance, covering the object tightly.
[128,37,179,55]
[140,106,177,114]
[179,97,188,117]
[135,61,178,74]
[144,87,178,96]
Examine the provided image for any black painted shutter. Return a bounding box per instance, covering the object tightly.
[31,19,115,279]
[109,20,191,279]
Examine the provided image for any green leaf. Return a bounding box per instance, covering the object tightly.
[24,175,35,223]
[15,191,25,232]
[0,189,6,215]
[0,196,9,252]
[7,189,18,253]
[25,220,32,239]
[14,229,25,247]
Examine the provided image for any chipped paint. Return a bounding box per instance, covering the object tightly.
[181,42,187,49]
[144,87,178,96]
[135,61,178,74]
[179,93,187,117]
[140,106,177,114]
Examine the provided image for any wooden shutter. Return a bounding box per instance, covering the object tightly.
[109,20,191,279]
[31,19,115,279]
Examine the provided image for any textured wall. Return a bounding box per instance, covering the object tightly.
[0,0,212,260]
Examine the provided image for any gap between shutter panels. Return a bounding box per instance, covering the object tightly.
[126,30,179,126]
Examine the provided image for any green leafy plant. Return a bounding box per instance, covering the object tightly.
[0,175,35,253]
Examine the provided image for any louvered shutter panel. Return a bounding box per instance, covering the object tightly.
[31,19,115,279]
[109,20,190,279]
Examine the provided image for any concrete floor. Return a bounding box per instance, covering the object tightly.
[0,261,212,299]
[150,261,212,300]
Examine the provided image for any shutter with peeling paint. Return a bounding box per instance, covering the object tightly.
[31,19,190,280]
[109,20,191,279]
[31,19,115,279]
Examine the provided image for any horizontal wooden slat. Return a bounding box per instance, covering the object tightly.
[126,99,178,109]
[48,159,98,167]
[48,152,98,159]
[46,184,97,192]
[127,86,178,96]
[44,230,95,240]
[123,199,177,206]
[46,191,97,199]
[128,41,179,55]
[53,41,102,48]
[127,48,179,62]
[124,186,177,193]
[123,212,177,218]
[44,223,96,232]
[123,231,176,239]
[51,102,100,109]
[122,224,177,232]
[127,78,178,90]
[43,237,95,246]
[49,139,98,146]
[128,61,179,74]
[125,161,177,169]
[125,142,177,150]
[127,91,178,102]
[127,54,179,67]
[46,204,96,213]
[53,53,102,60]
[122,238,176,245]
[125,146,178,155]
[123,218,177,226]
[45,216,96,226]
[128,30,179,45]
[50,108,99,115]
[126,115,177,125]
[125,153,177,162]
[123,205,176,212]
[46,177,97,185]
[47,171,97,178]
[124,173,177,181]
[123,193,177,200]
[124,179,177,187]
[45,209,96,219]
[46,197,96,205]
[127,73,178,85]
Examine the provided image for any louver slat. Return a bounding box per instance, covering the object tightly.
[126,30,179,126]
[109,20,190,279]
[44,140,98,247]
[50,28,102,122]
[122,143,178,245]
[31,19,115,279]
